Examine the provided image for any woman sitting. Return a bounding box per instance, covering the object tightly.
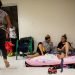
[27,42,46,58]
[57,34,73,58]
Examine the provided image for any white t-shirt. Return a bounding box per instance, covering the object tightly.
[9,27,17,39]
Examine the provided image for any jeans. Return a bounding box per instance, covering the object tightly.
[0,29,7,59]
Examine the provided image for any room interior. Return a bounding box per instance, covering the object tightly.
[0,0,75,75]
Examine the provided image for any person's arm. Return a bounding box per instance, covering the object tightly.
[38,44,44,55]
[5,15,12,39]
[5,15,12,28]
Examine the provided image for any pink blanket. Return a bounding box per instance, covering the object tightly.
[25,54,75,66]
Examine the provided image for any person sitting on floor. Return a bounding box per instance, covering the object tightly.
[43,34,53,54]
[57,34,73,57]
[27,42,46,58]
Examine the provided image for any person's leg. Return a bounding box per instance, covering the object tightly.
[64,42,70,57]
[0,29,10,68]
[27,53,40,58]
[57,52,65,59]
[0,44,10,68]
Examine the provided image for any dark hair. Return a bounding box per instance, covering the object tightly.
[38,42,43,45]
[62,34,67,41]
[45,35,50,40]
[0,0,2,8]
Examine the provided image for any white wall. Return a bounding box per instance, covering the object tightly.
[2,0,75,49]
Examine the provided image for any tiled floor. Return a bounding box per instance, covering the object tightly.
[0,56,75,75]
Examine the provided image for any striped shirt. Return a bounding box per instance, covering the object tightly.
[43,41,53,52]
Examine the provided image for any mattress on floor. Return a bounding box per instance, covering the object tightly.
[25,54,75,67]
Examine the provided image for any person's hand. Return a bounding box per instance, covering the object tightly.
[57,53,65,59]
[58,48,62,51]
[6,33,9,40]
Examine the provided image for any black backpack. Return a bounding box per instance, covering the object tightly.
[18,37,34,53]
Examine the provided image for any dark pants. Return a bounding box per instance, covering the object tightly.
[0,29,7,59]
